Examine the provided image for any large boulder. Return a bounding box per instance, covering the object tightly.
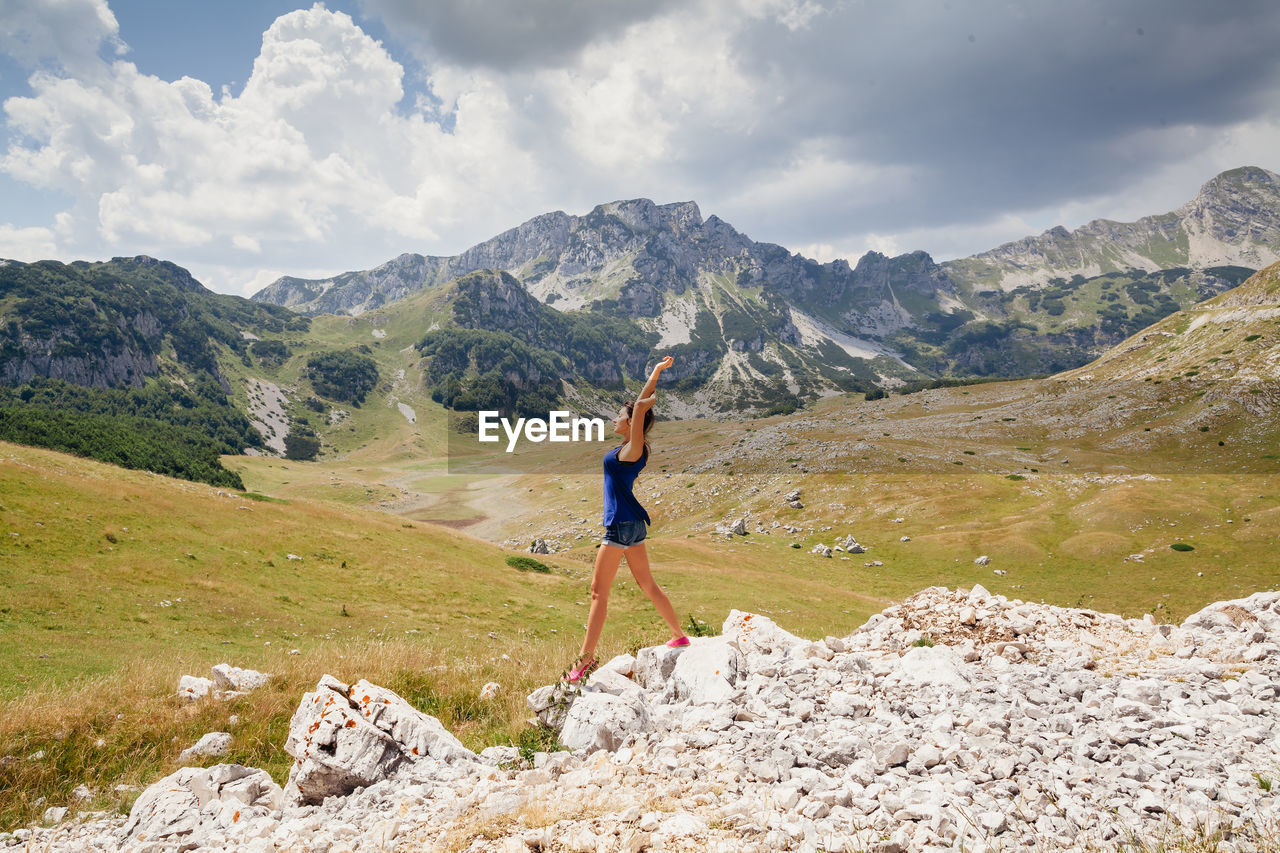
[722,610,807,665]
[670,640,745,705]
[558,691,652,752]
[527,682,578,730]
[120,764,281,850]
[283,675,477,806]
[634,643,689,691]
[587,667,646,699]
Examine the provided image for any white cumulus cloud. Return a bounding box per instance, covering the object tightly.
[0,4,560,286]
[0,0,123,74]
[0,223,57,260]
[0,0,1278,294]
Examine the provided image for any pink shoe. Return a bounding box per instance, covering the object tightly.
[666,636,690,648]
[564,654,597,684]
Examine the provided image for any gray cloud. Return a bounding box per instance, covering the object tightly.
[4,0,1280,292]
[638,0,1280,245]
[357,0,683,70]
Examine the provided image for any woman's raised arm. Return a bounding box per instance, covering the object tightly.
[636,355,673,403]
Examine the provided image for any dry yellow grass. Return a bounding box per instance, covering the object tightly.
[0,632,584,830]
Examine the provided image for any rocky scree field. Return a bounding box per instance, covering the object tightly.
[8,585,1279,852]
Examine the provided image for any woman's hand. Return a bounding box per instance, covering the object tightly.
[638,355,672,405]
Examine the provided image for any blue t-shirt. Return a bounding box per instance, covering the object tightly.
[602,445,650,526]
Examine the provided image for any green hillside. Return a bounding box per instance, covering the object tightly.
[0,257,308,483]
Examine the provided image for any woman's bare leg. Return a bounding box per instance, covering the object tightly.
[623,543,684,639]
[580,544,626,660]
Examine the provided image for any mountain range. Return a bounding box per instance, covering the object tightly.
[253,166,1280,411]
[2,167,1278,479]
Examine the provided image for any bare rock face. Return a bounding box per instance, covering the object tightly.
[632,643,687,691]
[669,640,745,705]
[282,674,478,806]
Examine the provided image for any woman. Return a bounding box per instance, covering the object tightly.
[566,355,687,683]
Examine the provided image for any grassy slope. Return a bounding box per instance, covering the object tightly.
[0,439,883,828]
[579,450,1277,624]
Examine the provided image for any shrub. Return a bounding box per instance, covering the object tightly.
[0,407,244,488]
[686,615,715,638]
[512,724,565,765]
[249,339,290,367]
[1170,543,1195,552]
[506,555,550,573]
[284,431,321,462]
[912,636,935,647]
[306,350,379,405]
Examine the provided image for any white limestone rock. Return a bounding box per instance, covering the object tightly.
[282,674,477,806]
[559,691,652,752]
[20,591,1280,853]
[178,732,232,764]
[527,682,576,730]
[723,609,807,664]
[586,667,644,699]
[211,664,271,692]
[670,639,745,705]
[836,535,866,553]
[633,643,688,691]
[886,645,973,692]
[600,653,637,678]
[177,675,214,702]
[120,764,282,849]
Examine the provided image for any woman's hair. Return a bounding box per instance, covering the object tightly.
[623,400,654,455]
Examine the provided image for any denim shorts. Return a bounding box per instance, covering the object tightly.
[601,519,647,548]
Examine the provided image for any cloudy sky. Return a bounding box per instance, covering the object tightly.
[2,0,1278,297]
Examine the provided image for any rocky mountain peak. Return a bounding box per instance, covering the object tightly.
[945,166,1280,292]
[1180,165,1280,216]
[103,255,207,293]
[595,198,703,234]
[1193,164,1280,196]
